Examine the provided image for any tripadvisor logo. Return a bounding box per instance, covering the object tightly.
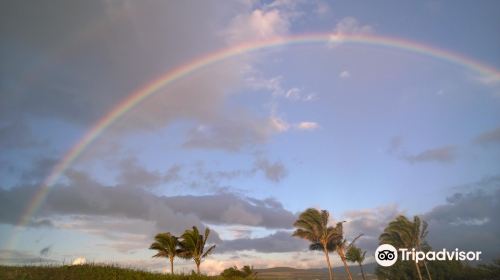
[375,244,482,267]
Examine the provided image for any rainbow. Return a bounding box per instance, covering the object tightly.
[7,33,500,250]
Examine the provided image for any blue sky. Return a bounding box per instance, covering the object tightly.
[1,0,499,274]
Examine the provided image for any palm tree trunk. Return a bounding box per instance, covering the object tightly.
[323,248,334,280]
[358,263,366,280]
[338,248,353,280]
[169,257,174,274]
[414,260,423,280]
[423,260,432,280]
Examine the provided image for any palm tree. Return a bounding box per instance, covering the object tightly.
[346,245,367,280]
[332,224,362,280]
[149,232,180,274]
[179,226,216,274]
[380,215,432,280]
[292,208,339,280]
[330,221,356,280]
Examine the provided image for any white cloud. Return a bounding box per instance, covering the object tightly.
[329,17,375,46]
[71,257,86,265]
[225,9,290,43]
[285,87,301,100]
[333,17,374,35]
[295,122,320,131]
[246,74,317,102]
[269,115,290,132]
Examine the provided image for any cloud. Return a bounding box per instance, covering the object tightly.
[474,126,500,146]
[39,245,51,256]
[403,146,456,163]
[333,17,374,36]
[71,257,86,265]
[245,74,316,102]
[387,138,456,164]
[341,176,500,261]
[424,184,500,260]
[117,157,164,189]
[225,8,290,43]
[295,122,320,131]
[182,115,284,152]
[0,120,42,150]
[342,205,403,252]
[116,157,181,189]
[0,170,296,233]
[254,158,287,183]
[219,231,308,253]
[329,17,374,46]
[0,1,255,148]
[339,70,351,79]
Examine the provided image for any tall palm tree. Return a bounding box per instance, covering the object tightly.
[292,208,339,280]
[179,226,216,274]
[379,215,432,280]
[149,232,179,274]
[346,245,367,280]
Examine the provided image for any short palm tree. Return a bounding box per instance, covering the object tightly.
[380,215,432,280]
[149,232,180,274]
[292,208,339,280]
[346,245,367,280]
[179,226,216,274]
[332,224,362,280]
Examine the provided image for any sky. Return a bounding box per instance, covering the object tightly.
[1,0,499,275]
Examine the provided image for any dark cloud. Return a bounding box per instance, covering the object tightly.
[219,231,308,253]
[0,120,42,150]
[21,157,59,183]
[181,157,288,189]
[0,170,295,232]
[254,158,287,183]
[342,176,500,261]
[474,126,500,146]
[39,245,51,256]
[425,186,500,260]
[342,205,403,252]
[116,157,180,189]
[403,145,456,163]
[387,138,456,164]
[163,193,296,229]
[183,116,276,152]
[0,0,252,148]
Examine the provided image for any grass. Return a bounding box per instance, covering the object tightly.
[0,264,231,280]
[0,264,375,280]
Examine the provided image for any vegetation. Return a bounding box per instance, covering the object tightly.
[330,223,364,280]
[292,208,340,280]
[220,266,257,279]
[0,264,224,280]
[378,215,431,280]
[150,232,181,274]
[178,226,216,275]
[345,245,367,280]
[149,227,216,275]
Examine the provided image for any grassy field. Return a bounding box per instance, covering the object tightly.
[0,264,375,280]
[0,264,229,280]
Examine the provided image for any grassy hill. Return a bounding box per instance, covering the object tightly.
[0,263,377,280]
